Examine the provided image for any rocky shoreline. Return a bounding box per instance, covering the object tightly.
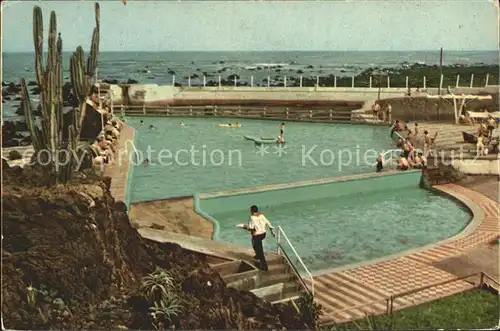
[3,63,499,148]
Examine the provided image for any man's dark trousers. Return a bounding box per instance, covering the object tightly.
[252,233,268,271]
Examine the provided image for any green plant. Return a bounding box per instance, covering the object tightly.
[20,3,100,185]
[38,284,58,303]
[140,267,176,301]
[26,283,37,308]
[149,297,183,324]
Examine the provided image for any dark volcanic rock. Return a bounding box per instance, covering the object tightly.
[103,78,118,84]
[3,121,28,132]
[2,171,319,330]
[8,150,22,160]
[4,82,21,95]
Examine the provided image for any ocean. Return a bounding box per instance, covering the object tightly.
[2,50,498,119]
[3,50,498,85]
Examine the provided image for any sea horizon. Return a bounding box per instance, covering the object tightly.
[3,49,499,54]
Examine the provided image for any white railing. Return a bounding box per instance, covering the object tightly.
[371,149,403,168]
[276,225,314,295]
[167,73,492,89]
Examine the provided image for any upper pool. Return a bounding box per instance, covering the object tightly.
[200,172,472,273]
[127,117,392,201]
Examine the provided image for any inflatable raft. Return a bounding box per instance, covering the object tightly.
[217,123,241,128]
[244,135,284,145]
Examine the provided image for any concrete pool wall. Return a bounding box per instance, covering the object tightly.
[195,170,422,240]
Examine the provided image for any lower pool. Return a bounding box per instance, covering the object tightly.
[202,172,471,273]
[126,117,391,201]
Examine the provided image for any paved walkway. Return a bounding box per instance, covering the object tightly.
[103,126,134,202]
[307,184,499,325]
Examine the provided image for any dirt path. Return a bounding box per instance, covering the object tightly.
[129,197,213,239]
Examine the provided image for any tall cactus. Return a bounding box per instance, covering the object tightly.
[70,2,100,138]
[20,3,100,185]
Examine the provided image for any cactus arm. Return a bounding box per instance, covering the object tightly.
[94,3,100,28]
[56,33,64,143]
[20,78,43,152]
[86,28,100,75]
[33,6,44,87]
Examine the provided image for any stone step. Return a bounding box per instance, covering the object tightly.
[258,281,302,303]
[258,272,295,288]
[271,294,301,305]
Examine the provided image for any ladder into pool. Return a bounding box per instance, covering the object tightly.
[276,225,315,296]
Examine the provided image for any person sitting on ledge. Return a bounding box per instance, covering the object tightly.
[459,114,473,125]
[397,156,410,171]
[414,152,427,168]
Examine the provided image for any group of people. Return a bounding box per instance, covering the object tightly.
[385,120,437,171]
[475,116,498,155]
[372,102,392,123]
[90,112,125,169]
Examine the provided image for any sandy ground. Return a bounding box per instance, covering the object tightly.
[129,197,213,239]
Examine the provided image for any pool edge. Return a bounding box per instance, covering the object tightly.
[194,193,221,240]
[310,184,485,277]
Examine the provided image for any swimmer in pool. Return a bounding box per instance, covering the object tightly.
[279,123,285,140]
[180,121,185,126]
[149,124,155,130]
[140,120,144,126]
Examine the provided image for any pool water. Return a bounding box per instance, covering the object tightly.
[127,117,391,201]
[209,185,471,273]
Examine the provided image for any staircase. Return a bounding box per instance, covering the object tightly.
[209,253,306,304]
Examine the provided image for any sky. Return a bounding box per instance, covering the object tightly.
[1,0,499,52]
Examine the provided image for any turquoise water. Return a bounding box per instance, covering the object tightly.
[127,117,392,201]
[207,176,471,272]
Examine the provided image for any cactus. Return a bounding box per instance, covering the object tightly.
[70,2,100,138]
[20,3,100,185]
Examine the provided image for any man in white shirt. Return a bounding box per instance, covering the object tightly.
[243,205,275,271]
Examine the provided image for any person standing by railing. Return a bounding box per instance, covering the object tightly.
[376,154,384,172]
[243,205,276,271]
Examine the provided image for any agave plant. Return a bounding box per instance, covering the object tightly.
[140,267,176,301]
[149,297,183,322]
[26,283,38,308]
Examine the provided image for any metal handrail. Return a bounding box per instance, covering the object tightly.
[277,243,311,295]
[276,225,314,295]
[329,271,498,319]
[387,271,495,315]
[371,149,403,168]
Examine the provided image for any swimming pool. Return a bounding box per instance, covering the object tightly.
[127,117,392,201]
[199,172,471,273]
